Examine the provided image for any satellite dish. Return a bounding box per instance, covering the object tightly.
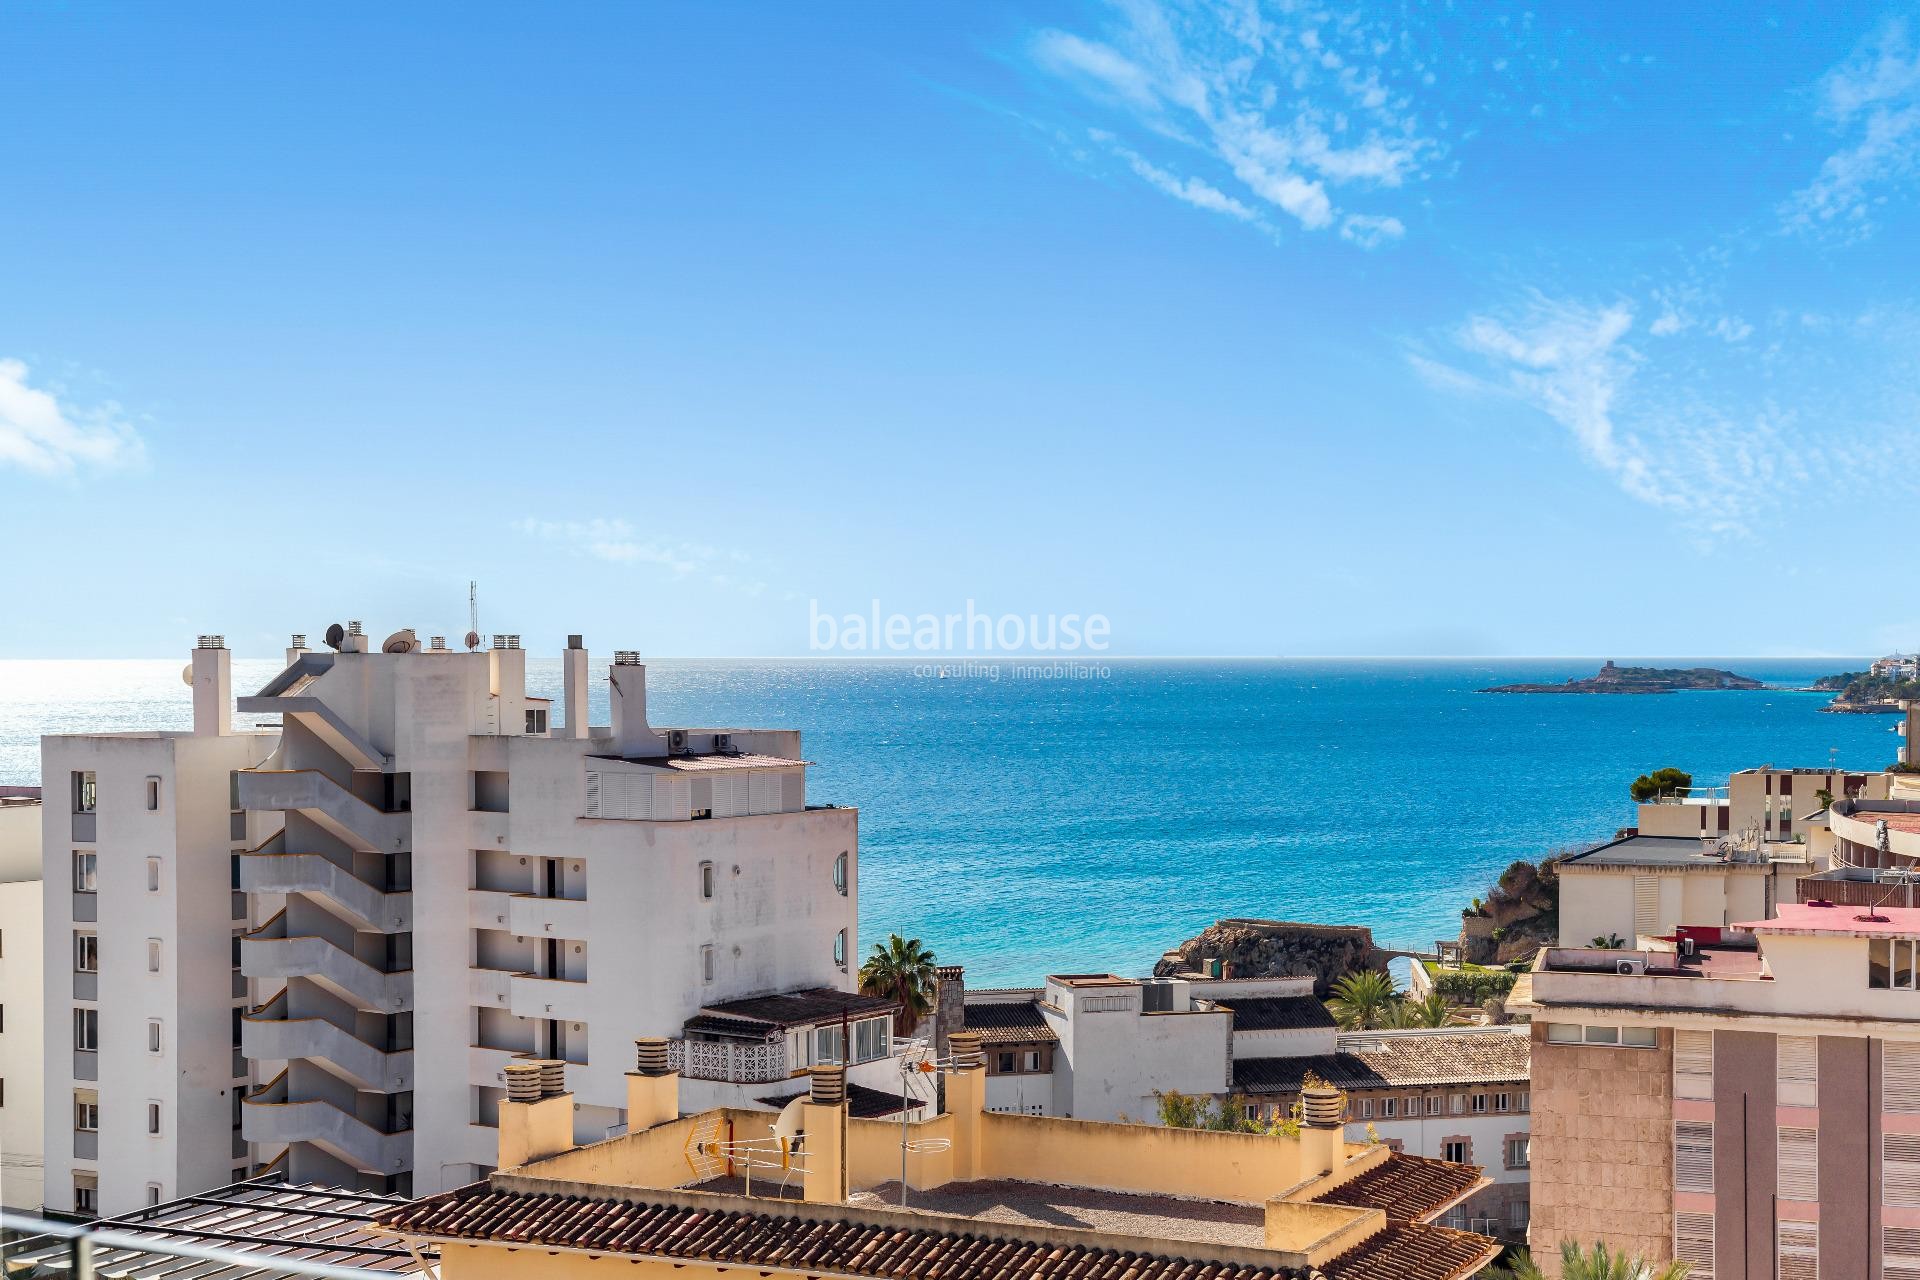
[381,629,420,654]
[771,1096,807,1144]
[323,623,347,651]
[464,631,482,651]
[181,664,194,686]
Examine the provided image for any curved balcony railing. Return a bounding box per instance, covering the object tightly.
[1832,799,1920,864]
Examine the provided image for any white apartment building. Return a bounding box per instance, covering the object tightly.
[40,640,279,1218]
[0,787,44,1213]
[41,626,880,1215]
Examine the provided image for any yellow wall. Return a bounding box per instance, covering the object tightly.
[442,1243,703,1280]
[976,1110,1310,1202]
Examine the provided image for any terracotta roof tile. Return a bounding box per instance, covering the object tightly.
[1233,1031,1528,1093]
[1216,997,1336,1033]
[1310,1152,1485,1222]
[1318,1221,1499,1280]
[963,1002,1059,1045]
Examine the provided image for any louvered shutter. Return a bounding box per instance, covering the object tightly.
[1778,1221,1818,1280]
[585,770,603,818]
[1886,1225,1920,1280]
[1674,1120,1714,1193]
[1674,1211,1714,1280]
[1777,1035,1818,1108]
[1674,1029,1714,1100]
[1887,1132,1920,1208]
[1633,876,1659,936]
[1777,1126,1817,1201]
[1888,1041,1920,1114]
[749,771,780,815]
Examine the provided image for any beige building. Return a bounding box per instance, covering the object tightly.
[376,1033,1501,1280]
[0,788,43,1212]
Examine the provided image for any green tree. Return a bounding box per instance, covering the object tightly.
[1328,969,1398,1030]
[1590,933,1626,949]
[1630,767,1693,803]
[1390,991,1450,1028]
[1496,1240,1689,1280]
[857,934,939,1036]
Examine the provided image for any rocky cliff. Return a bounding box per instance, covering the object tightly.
[1460,857,1561,964]
[1154,919,1385,997]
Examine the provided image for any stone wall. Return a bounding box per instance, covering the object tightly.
[1154,920,1382,998]
[1525,1023,1673,1274]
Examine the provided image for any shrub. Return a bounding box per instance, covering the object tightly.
[1630,766,1692,802]
[1432,969,1517,1003]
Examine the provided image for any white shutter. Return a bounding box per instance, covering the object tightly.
[1633,876,1659,936]
[1777,1126,1817,1201]
[749,772,780,815]
[586,771,652,820]
[585,770,602,818]
[1675,1029,1715,1100]
[1778,1221,1817,1280]
[1888,1041,1920,1114]
[1674,1120,1714,1193]
[1674,1211,1714,1280]
[1887,1132,1920,1207]
[711,775,746,818]
[1886,1225,1920,1280]
[1777,1035,1818,1108]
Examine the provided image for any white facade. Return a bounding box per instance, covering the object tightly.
[40,644,279,1218]
[0,795,44,1212]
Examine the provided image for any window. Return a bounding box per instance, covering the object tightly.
[1380,1097,1397,1119]
[700,944,715,983]
[813,1024,843,1064]
[145,777,160,811]
[1505,1136,1530,1169]
[1778,1126,1818,1201]
[232,1007,243,1048]
[850,1018,889,1062]
[1675,1120,1714,1193]
[1494,1092,1510,1113]
[147,938,163,973]
[74,1092,99,1132]
[74,931,98,973]
[74,1008,98,1051]
[833,852,848,896]
[146,1101,162,1136]
[1779,1035,1818,1107]
[833,929,847,970]
[1622,1026,1657,1047]
[147,1019,163,1054]
[1023,1050,1042,1072]
[1357,1098,1373,1119]
[73,851,97,893]
[147,858,162,892]
[73,771,96,813]
[74,1178,97,1215]
[1778,1221,1818,1280]
[1426,1096,1442,1116]
[1519,1091,1530,1111]
[524,708,548,734]
[1583,1026,1619,1045]
[999,1052,1015,1073]
[699,862,714,900]
[1449,1093,1464,1114]
[1546,1022,1580,1044]
[1675,1029,1714,1099]
[1470,1093,1488,1114]
[1442,1138,1468,1163]
[1551,1021,1656,1048]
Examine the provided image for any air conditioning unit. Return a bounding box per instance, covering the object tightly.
[1615,959,1639,976]
[1679,937,1697,957]
[714,733,734,753]
[667,729,689,754]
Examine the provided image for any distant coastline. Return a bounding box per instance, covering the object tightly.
[1480,660,1765,695]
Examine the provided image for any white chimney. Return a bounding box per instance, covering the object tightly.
[563,635,590,739]
[609,651,667,757]
[192,636,231,737]
[285,633,309,668]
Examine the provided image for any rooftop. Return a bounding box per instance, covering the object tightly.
[590,752,810,772]
[692,987,897,1032]
[1217,995,1337,1033]
[1232,1029,1529,1094]
[963,1000,1058,1044]
[1743,901,1920,937]
[754,1080,924,1119]
[1558,834,1770,871]
[5,1178,424,1278]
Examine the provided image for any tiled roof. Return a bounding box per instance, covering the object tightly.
[378,1185,1492,1280]
[755,1081,926,1119]
[1311,1152,1485,1222]
[697,988,898,1029]
[588,752,810,772]
[1217,996,1337,1032]
[1232,1032,1528,1093]
[963,1001,1058,1044]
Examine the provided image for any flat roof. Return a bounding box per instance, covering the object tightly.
[695,987,896,1030]
[1233,1029,1529,1093]
[1743,902,1920,937]
[1559,834,1768,870]
[589,752,809,772]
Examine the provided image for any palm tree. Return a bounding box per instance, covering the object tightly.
[1389,991,1450,1028]
[1497,1241,1690,1280]
[858,934,939,1036]
[1328,970,1397,1030]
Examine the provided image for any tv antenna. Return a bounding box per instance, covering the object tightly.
[892,1041,953,1206]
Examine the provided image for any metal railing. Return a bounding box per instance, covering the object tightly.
[0,1208,408,1280]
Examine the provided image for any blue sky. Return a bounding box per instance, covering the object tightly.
[2,1,1917,659]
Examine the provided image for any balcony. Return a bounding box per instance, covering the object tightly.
[240,853,410,933]
[469,968,513,1009]
[244,998,413,1092]
[1830,799,1920,864]
[667,1037,791,1084]
[241,918,411,1012]
[236,693,386,771]
[507,974,591,1024]
[241,1088,411,1175]
[507,894,590,939]
[237,770,408,854]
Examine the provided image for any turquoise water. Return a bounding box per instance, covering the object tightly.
[0,657,1898,986]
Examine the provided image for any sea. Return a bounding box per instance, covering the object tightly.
[0,657,1900,987]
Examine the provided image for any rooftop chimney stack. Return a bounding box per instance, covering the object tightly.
[947,1031,986,1182]
[191,636,231,737]
[625,1037,680,1132]
[341,621,369,654]
[563,635,590,739]
[1299,1082,1347,1177]
[498,1059,576,1169]
[801,1066,849,1204]
[609,650,667,757]
[285,634,309,668]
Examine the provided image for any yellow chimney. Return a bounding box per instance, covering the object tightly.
[626,1038,680,1132]
[498,1060,576,1170]
[946,1030,986,1182]
[801,1066,848,1204]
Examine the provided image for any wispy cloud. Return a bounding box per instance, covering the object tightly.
[0,358,145,475]
[514,518,765,593]
[1028,1,1439,242]
[1784,17,1920,238]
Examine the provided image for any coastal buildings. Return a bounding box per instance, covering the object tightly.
[38,626,877,1216]
[1632,764,1887,843]
[1873,653,1920,680]
[1523,901,1920,1276]
[0,786,44,1213]
[376,1032,1503,1280]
